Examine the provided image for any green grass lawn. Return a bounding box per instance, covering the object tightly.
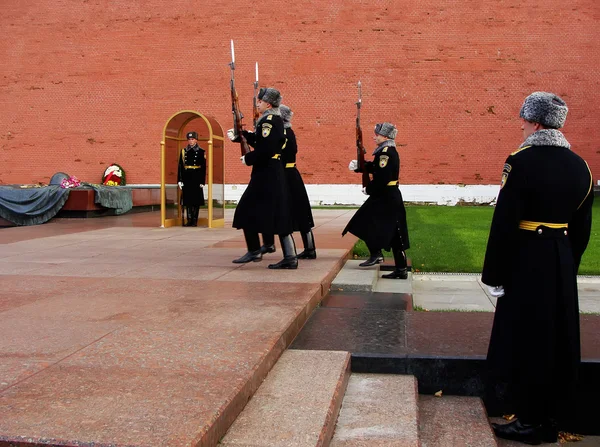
[353,201,600,274]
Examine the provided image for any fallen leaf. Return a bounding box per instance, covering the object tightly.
[502,414,516,421]
[559,432,584,443]
[434,390,442,397]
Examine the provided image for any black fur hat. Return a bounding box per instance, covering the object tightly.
[186,131,198,140]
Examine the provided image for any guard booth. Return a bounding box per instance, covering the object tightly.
[160,111,225,228]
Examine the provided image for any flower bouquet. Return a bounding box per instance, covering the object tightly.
[60,176,81,189]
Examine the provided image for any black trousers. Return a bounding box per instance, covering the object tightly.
[367,229,407,269]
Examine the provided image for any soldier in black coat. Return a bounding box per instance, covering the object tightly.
[483,92,594,445]
[227,87,297,269]
[177,131,206,227]
[343,122,410,279]
[261,105,317,259]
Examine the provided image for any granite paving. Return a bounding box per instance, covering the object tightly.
[0,209,356,447]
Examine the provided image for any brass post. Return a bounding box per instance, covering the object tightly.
[207,139,213,228]
[160,141,166,227]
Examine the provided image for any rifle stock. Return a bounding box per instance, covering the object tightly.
[229,40,251,157]
[356,81,369,188]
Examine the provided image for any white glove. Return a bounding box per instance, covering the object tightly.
[487,285,505,297]
[227,129,237,141]
[178,182,183,189]
[348,160,358,171]
[241,155,247,165]
[361,186,368,195]
[199,184,204,188]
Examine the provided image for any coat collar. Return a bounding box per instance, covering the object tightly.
[373,139,396,155]
[519,129,570,150]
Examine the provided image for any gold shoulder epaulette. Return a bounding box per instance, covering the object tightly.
[266,115,273,121]
[511,145,531,156]
[382,147,388,153]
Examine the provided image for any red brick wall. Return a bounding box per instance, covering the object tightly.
[1,0,598,186]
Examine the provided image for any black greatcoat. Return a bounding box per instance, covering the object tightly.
[232,112,292,235]
[281,128,314,233]
[342,141,410,251]
[482,129,594,420]
[177,144,206,207]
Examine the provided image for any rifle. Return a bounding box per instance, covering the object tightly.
[356,81,369,188]
[229,40,251,156]
[253,62,259,127]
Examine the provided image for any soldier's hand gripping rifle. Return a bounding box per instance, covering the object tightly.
[252,62,259,128]
[229,40,251,156]
[356,81,369,188]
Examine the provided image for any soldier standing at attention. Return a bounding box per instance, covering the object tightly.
[483,92,594,445]
[261,105,317,259]
[343,122,410,279]
[227,87,298,269]
[177,131,206,227]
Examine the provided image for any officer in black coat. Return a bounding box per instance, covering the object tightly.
[343,122,410,279]
[227,87,297,269]
[177,131,206,227]
[261,105,317,259]
[483,92,594,445]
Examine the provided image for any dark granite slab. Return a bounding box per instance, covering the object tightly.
[321,291,411,310]
[292,292,600,435]
[290,308,407,354]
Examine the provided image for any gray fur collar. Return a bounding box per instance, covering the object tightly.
[373,139,396,155]
[520,129,570,150]
[262,108,280,118]
[256,108,281,131]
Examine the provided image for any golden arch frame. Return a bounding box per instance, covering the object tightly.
[160,110,225,228]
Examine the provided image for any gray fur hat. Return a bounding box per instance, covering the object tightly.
[519,92,568,129]
[374,122,398,139]
[279,105,293,127]
[258,87,282,107]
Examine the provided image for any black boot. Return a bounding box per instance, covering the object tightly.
[232,250,262,263]
[382,248,408,279]
[382,268,408,279]
[191,206,199,227]
[359,250,383,267]
[297,230,317,259]
[491,419,558,445]
[233,231,262,263]
[184,207,193,226]
[260,234,276,254]
[268,234,298,269]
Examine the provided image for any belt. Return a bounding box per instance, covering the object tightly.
[272,154,281,160]
[387,180,398,186]
[184,166,201,169]
[519,220,568,231]
[285,163,296,168]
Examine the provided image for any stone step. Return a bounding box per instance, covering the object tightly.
[330,374,420,446]
[220,350,350,447]
[373,269,413,294]
[331,260,379,292]
[418,395,497,447]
